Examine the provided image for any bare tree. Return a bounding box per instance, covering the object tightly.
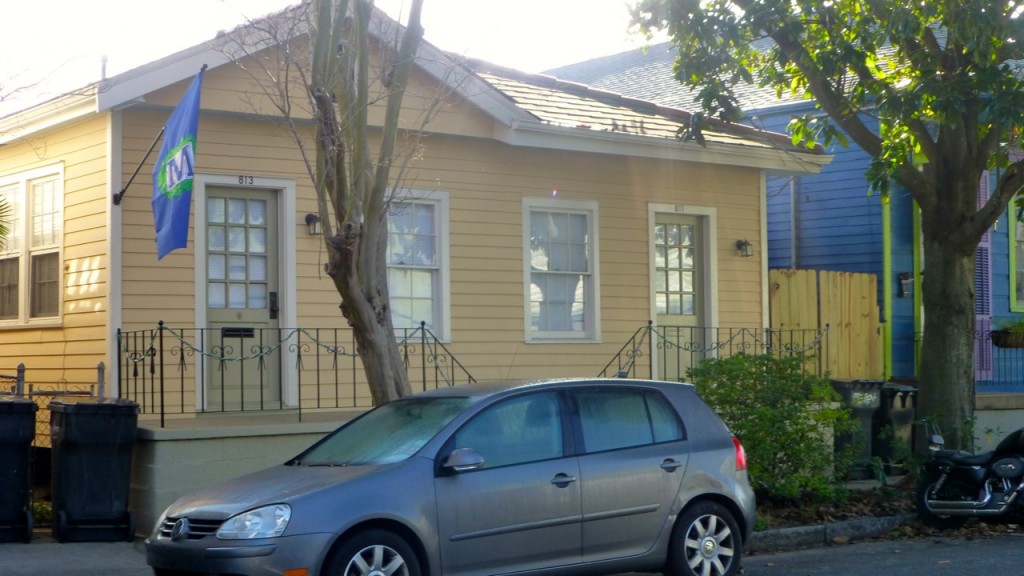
[223,0,447,405]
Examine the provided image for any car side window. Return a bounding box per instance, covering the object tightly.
[575,388,684,453]
[452,392,563,469]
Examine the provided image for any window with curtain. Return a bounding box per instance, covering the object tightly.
[387,192,449,338]
[524,198,599,341]
[0,165,62,324]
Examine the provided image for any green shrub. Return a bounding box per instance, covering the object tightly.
[687,353,858,501]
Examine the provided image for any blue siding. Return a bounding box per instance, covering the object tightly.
[755,107,920,379]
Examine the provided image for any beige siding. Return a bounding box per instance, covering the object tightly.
[116,56,766,403]
[0,115,110,390]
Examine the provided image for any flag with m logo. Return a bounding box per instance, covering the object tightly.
[152,68,204,259]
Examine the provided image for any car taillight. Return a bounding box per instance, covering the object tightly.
[732,436,747,471]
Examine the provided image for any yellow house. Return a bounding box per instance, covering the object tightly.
[0,5,827,531]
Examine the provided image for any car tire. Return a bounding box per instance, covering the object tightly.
[665,501,742,576]
[324,529,421,576]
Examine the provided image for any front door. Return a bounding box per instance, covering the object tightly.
[204,186,280,411]
[653,213,704,381]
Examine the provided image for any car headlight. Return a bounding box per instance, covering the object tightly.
[217,504,291,539]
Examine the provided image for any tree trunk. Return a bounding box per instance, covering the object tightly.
[916,229,977,450]
[327,221,412,406]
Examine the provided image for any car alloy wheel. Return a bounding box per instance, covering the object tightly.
[668,501,742,576]
[327,529,420,576]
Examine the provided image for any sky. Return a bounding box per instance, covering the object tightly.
[1,0,651,112]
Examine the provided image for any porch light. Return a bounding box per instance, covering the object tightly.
[735,239,753,257]
[899,272,913,298]
[305,213,322,236]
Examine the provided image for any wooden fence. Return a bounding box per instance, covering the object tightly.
[769,269,884,380]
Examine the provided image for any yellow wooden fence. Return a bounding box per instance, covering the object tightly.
[769,269,884,380]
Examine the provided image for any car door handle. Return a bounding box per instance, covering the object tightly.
[660,459,683,472]
[551,473,577,487]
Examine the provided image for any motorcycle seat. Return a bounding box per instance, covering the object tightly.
[936,449,990,466]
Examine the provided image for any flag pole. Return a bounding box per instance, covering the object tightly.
[112,126,164,206]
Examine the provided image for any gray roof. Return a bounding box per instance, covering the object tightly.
[545,42,804,113]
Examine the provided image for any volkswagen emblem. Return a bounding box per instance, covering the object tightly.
[170,518,190,541]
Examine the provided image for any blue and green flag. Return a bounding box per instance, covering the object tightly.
[152,69,204,260]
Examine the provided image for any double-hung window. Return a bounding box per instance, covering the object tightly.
[524,198,600,341]
[387,191,449,340]
[0,164,63,325]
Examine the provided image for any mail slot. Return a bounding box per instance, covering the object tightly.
[221,327,255,338]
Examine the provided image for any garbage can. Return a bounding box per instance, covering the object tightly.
[0,396,37,543]
[831,380,884,479]
[872,381,918,473]
[49,398,138,542]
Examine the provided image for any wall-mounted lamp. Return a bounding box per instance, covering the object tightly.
[735,239,753,258]
[898,272,913,298]
[305,213,322,236]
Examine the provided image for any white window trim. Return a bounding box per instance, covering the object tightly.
[523,197,601,343]
[389,189,451,342]
[0,163,64,328]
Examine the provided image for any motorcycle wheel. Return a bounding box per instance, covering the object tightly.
[915,470,969,530]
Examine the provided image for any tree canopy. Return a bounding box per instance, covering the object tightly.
[633,0,1024,447]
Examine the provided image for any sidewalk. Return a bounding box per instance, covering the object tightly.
[0,512,919,576]
[0,531,148,576]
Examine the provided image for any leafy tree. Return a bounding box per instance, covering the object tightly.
[633,0,1024,449]
[228,0,431,404]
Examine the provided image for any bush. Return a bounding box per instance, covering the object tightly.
[687,353,858,501]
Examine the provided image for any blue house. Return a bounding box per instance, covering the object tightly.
[549,44,1023,433]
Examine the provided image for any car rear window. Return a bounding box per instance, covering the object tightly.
[575,388,684,453]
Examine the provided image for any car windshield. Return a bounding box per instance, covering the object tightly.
[294,396,475,466]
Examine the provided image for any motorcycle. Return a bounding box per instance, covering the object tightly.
[916,426,1024,529]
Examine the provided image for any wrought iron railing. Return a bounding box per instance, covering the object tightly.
[600,321,829,382]
[116,321,474,426]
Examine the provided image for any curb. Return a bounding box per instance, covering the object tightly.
[748,514,918,554]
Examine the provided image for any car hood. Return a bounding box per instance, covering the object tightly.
[164,463,385,520]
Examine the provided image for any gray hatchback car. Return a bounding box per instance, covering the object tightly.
[146,378,754,576]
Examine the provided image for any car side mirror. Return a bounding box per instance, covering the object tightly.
[443,448,484,472]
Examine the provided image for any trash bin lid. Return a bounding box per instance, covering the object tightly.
[48,397,139,414]
[0,396,37,413]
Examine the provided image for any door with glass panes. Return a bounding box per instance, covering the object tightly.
[653,213,704,381]
[204,187,280,410]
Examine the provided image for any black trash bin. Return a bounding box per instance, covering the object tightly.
[831,379,884,479]
[49,398,138,542]
[872,382,918,473]
[0,396,37,543]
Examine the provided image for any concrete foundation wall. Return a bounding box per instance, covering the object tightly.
[976,395,1024,451]
[130,419,340,537]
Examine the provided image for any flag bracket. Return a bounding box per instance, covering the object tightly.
[112,126,164,206]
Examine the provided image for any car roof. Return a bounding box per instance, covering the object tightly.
[414,377,695,400]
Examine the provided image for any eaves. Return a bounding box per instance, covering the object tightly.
[496,119,832,175]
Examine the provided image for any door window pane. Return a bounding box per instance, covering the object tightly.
[208,198,226,223]
[227,199,246,224]
[208,282,226,308]
[208,254,226,280]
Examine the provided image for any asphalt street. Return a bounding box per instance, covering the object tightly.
[2,532,1024,576]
